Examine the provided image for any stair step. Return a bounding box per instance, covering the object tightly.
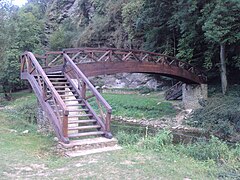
[47,74,64,77]
[58,137,119,155]
[48,78,67,80]
[60,94,79,97]
[66,104,85,107]
[54,109,89,112]
[47,92,77,95]
[68,131,105,138]
[55,90,76,93]
[60,137,117,148]
[67,114,93,118]
[51,81,69,84]
[68,125,101,131]
[54,86,72,88]
[69,109,89,112]
[63,99,82,102]
[65,145,122,157]
[68,119,96,124]
[47,71,62,74]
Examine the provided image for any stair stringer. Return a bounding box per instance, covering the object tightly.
[22,73,69,143]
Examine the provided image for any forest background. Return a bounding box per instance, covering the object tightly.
[0,0,239,96]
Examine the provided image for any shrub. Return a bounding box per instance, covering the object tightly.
[137,86,153,94]
[179,136,230,161]
[15,97,37,124]
[115,130,141,146]
[187,95,240,139]
[14,96,37,124]
[140,130,173,151]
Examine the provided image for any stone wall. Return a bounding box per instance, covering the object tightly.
[36,101,53,134]
[182,84,208,109]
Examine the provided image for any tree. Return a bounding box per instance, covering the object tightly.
[175,0,208,65]
[122,0,144,48]
[0,1,44,99]
[202,0,240,94]
[137,0,179,54]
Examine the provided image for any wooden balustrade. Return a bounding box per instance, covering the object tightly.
[20,48,207,142]
[63,53,112,136]
[20,52,69,142]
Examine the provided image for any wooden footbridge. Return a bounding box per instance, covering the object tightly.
[20,48,206,155]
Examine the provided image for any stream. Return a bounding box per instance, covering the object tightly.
[111,121,210,144]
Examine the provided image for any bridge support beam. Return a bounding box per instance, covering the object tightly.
[182,84,208,109]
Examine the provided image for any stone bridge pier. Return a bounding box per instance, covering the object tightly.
[182,84,208,109]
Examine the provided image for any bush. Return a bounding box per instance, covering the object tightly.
[187,95,240,139]
[139,130,173,151]
[137,86,153,94]
[115,130,141,146]
[16,101,37,124]
[14,96,38,124]
[180,136,230,161]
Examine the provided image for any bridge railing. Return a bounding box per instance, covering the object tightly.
[20,52,70,143]
[63,53,113,137]
[35,48,207,83]
[63,48,207,83]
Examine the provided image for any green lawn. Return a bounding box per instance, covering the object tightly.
[89,92,176,119]
[0,113,217,179]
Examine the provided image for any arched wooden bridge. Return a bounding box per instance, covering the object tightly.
[20,48,207,146]
[42,48,206,84]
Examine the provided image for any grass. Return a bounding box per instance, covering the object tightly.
[88,92,176,119]
[0,117,218,179]
[0,91,239,179]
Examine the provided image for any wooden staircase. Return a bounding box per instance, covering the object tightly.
[46,72,105,139]
[165,81,183,100]
[20,52,120,156]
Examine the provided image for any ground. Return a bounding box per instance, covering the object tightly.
[0,123,216,179]
[0,91,238,179]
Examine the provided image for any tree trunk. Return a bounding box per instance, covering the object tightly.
[220,43,227,95]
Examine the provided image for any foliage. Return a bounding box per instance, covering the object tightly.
[2,93,38,131]
[0,91,239,179]
[187,94,240,139]
[180,136,230,161]
[178,137,240,178]
[115,130,141,146]
[0,1,45,97]
[1,0,240,95]
[137,0,178,54]
[102,93,176,119]
[139,130,173,151]
[15,97,38,124]
[49,17,80,50]
[122,0,143,46]
[202,0,240,45]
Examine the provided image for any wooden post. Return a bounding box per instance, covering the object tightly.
[81,82,86,99]
[63,115,68,138]
[45,54,48,67]
[105,113,111,132]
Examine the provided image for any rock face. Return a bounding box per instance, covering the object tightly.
[90,73,165,90]
[45,0,93,43]
[44,0,169,89]
[182,84,208,109]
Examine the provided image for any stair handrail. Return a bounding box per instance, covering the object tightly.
[63,53,112,134]
[21,52,69,115]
